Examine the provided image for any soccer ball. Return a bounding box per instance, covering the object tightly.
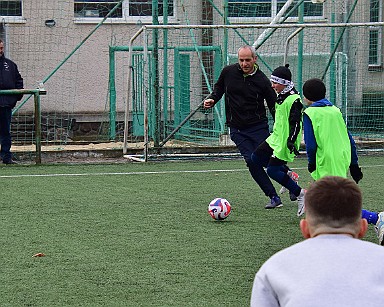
[208,198,232,220]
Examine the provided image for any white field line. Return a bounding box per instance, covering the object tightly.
[0,169,249,178]
[0,165,382,179]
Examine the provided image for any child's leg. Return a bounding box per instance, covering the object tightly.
[267,164,301,197]
[363,210,384,246]
[362,209,378,225]
[376,212,384,246]
[279,167,299,200]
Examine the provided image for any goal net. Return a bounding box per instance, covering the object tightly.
[0,0,382,162]
[121,21,384,160]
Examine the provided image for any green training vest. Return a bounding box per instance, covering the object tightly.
[304,105,351,180]
[266,94,302,162]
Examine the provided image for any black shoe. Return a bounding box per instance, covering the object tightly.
[3,159,17,165]
[289,192,297,201]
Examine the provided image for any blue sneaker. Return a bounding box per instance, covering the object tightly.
[265,196,283,209]
[375,212,384,246]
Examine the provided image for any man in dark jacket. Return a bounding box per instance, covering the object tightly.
[203,45,281,208]
[0,39,23,164]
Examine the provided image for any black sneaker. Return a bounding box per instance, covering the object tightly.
[3,159,17,164]
[289,192,297,201]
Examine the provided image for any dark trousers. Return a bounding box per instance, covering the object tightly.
[0,107,13,162]
[229,123,277,198]
[253,141,301,197]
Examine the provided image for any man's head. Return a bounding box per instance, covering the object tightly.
[270,64,292,94]
[237,45,257,75]
[302,78,326,105]
[300,176,367,239]
[0,39,4,57]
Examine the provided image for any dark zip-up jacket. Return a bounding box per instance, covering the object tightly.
[0,54,23,108]
[207,63,276,129]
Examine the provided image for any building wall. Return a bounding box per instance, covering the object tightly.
[2,0,383,120]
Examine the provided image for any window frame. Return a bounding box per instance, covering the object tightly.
[74,0,177,24]
[368,0,383,68]
[0,0,25,23]
[227,0,325,24]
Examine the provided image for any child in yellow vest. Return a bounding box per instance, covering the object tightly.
[302,78,384,245]
[251,64,305,217]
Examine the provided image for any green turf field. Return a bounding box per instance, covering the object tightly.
[1,155,382,306]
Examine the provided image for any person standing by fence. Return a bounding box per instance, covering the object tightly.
[0,39,23,164]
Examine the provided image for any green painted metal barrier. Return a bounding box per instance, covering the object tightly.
[0,88,46,164]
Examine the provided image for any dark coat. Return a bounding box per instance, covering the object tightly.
[0,54,23,108]
[207,63,276,129]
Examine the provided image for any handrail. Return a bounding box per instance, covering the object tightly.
[0,88,47,164]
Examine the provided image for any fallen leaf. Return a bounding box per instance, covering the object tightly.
[32,253,46,257]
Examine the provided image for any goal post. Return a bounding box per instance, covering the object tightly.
[121,22,384,161]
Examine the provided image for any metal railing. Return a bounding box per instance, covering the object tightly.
[0,88,46,164]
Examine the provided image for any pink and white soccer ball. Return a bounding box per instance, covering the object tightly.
[208,198,232,220]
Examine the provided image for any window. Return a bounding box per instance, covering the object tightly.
[228,0,271,18]
[74,0,174,20]
[0,0,22,16]
[228,0,323,20]
[369,0,382,67]
[276,0,323,18]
